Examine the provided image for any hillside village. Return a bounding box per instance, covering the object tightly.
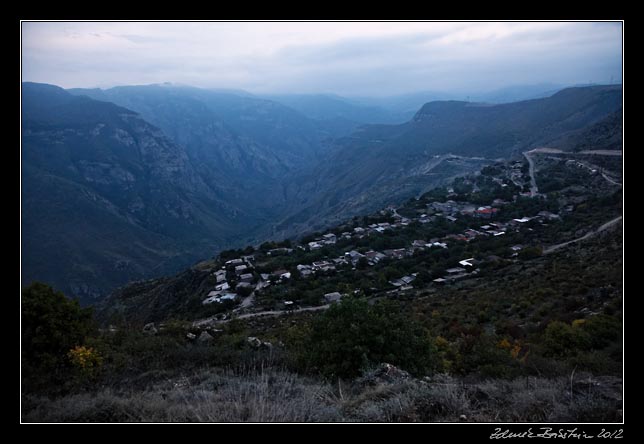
[194,150,621,321]
[20,22,624,423]
[26,148,623,423]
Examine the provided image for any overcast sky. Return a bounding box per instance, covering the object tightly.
[21,21,622,97]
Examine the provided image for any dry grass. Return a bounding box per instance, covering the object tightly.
[22,368,621,423]
[22,367,340,422]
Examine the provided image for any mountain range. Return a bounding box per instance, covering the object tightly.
[273,85,622,237]
[21,82,622,302]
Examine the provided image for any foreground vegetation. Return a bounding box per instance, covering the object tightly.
[22,366,620,423]
[21,154,622,422]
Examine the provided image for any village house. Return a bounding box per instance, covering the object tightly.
[430,201,459,215]
[446,267,467,275]
[460,205,477,216]
[214,269,227,283]
[312,260,331,270]
[271,270,291,281]
[234,264,249,275]
[239,273,254,284]
[412,240,429,248]
[418,213,434,224]
[332,256,348,266]
[267,248,293,256]
[225,258,244,266]
[458,258,477,267]
[383,248,408,260]
[324,292,343,303]
[299,268,314,278]
[365,250,386,264]
[203,292,238,305]
[345,250,365,265]
[474,207,499,219]
[311,260,336,272]
[202,295,218,305]
[512,217,532,224]
[322,233,337,244]
[537,211,560,220]
[215,282,230,292]
[401,275,416,285]
[389,273,416,287]
[464,229,482,239]
[308,241,323,250]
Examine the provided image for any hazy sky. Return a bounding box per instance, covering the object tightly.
[21,21,623,97]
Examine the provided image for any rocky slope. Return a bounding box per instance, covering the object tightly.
[277,85,622,236]
[22,83,250,302]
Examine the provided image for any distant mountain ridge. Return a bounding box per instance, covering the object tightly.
[22,82,622,302]
[22,83,256,301]
[260,93,406,125]
[275,85,622,236]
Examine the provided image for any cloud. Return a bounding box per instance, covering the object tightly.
[20,21,622,96]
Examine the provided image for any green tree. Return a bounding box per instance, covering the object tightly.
[302,298,435,378]
[543,320,590,358]
[356,256,369,270]
[518,246,543,260]
[580,315,622,349]
[22,282,95,392]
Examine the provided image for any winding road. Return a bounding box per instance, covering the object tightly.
[543,216,623,255]
[194,304,330,328]
[523,148,622,194]
[601,173,622,186]
[523,151,539,197]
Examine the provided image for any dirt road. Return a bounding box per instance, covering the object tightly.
[543,216,622,255]
[523,151,538,197]
[578,150,623,156]
[601,173,622,186]
[193,304,330,328]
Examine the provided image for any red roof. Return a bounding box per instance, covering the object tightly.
[476,208,498,214]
